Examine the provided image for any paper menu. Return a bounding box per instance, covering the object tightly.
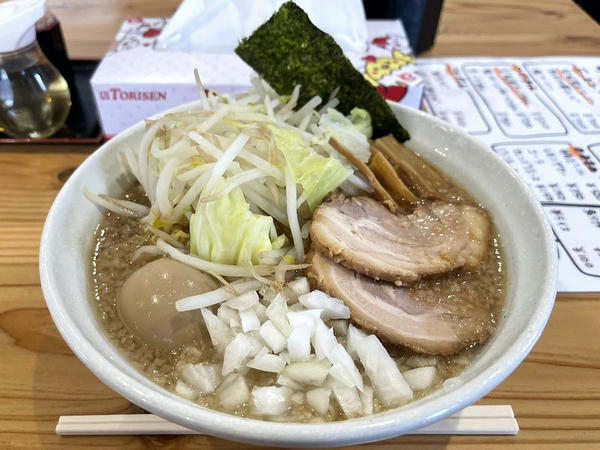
[417,57,600,292]
[524,62,600,134]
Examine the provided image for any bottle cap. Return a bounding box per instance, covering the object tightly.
[0,0,46,53]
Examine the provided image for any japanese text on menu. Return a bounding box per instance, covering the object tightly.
[417,57,600,292]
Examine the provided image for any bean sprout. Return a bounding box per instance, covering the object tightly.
[86,75,376,293]
[285,166,305,262]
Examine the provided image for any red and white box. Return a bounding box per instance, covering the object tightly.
[91,18,423,137]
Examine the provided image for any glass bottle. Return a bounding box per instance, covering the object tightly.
[0,0,71,138]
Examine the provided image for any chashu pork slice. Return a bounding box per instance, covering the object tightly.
[310,195,490,285]
[307,251,494,355]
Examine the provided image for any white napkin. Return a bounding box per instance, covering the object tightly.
[155,0,367,55]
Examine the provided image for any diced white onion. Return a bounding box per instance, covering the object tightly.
[287,325,311,362]
[265,294,292,337]
[327,344,364,391]
[251,386,292,416]
[287,277,310,298]
[299,290,350,320]
[253,302,268,323]
[290,392,305,405]
[345,324,368,361]
[239,308,261,332]
[175,381,197,401]
[201,308,233,354]
[222,333,254,376]
[312,319,337,360]
[217,304,240,328]
[283,359,331,386]
[217,373,249,411]
[328,377,362,418]
[286,309,322,334]
[180,362,222,394]
[403,366,437,392]
[258,320,287,354]
[359,385,374,415]
[306,387,331,415]
[355,335,413,407]
[247,352,286,373]
[245,333,265,357]
[288,303,304,312]
[276,374,303,390]
[278,351,290,365]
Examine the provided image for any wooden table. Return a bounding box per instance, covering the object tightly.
[1,1,599,448]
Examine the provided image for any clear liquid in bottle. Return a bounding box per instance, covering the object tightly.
[0,41,71,138]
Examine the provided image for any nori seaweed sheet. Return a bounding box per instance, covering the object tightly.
[235,1,410,142]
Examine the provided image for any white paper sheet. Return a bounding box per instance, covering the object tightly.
[417,57,600,292]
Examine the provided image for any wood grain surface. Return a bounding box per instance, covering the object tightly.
[1,1,600,448]
[45,0,600,59]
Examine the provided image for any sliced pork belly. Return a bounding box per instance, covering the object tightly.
[307,251,494,355]
[310,195,490,285]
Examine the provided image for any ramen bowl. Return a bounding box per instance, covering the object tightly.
[39,101,557,447]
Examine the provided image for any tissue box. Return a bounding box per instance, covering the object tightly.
[91,18,423,137]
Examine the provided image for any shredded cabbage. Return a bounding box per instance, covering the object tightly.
[269,125,351,210]
[318,109,371,163]
[86,77,376,272]
[349,108,373,138]
[190,185,274,265]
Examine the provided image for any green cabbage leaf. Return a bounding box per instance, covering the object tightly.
[269,125,351,210]
[318,108,372,163]
[190,186,274,265]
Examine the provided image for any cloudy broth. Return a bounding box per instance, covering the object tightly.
[90,182,505,422]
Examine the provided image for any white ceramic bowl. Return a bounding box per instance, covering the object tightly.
[40,101,557,447]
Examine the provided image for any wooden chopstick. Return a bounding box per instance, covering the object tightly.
[56,405,518,436]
